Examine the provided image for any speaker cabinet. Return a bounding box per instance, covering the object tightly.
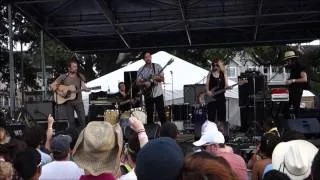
[88,104,114,123]
[238,74,266,107]
[183,84,206,104]
[25,102,53,120]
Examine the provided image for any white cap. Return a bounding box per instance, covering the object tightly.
[201,120,218,135]
[193,128,225,147]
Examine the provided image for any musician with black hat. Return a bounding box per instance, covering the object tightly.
[283,50,308,118]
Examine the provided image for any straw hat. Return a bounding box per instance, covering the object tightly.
[282,51,298,61]
[272,140,318,180]
[72,121,123,176]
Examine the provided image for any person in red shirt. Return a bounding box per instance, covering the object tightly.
[193,125,248,180]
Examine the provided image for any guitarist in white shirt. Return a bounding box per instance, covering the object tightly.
[136,52,166,125]
[50,57,89,129]
[206,59,229,123]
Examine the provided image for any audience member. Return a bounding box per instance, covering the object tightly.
[160,122,178,140]
[312,150,320,180]
[0,128,10,145]
[0,145,10,162]
[252,133,280,180]
[193,127,247,180]
[0,161,13,180]
[24,125,52,165]
[0,128,26,162]
[13,148,42,180]
[72,121,123,180]
[135,137,184,180]
[281,129,305,142]
[272,139,319,180]
[39,134,84,180]
[182,151,237,180]
[263,117,280,137]
[119,132,140,180]
[263,170,290,180]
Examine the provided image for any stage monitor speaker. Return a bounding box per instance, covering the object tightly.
[6,124,25,139]
[284,118,320,137]
[37,120,69,133]
[183,84,206,104]
[25,102,53,120]
[238,75,266,107]
[124,71,139,97]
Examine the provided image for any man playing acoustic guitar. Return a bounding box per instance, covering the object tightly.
[50,57,90,129]
[136,52,166,125]
[206,58,229,123]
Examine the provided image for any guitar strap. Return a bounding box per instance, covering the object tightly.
[152,63,156,75]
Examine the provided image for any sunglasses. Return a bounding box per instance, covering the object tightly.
[212,64,219,67]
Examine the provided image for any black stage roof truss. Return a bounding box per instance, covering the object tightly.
[11,0,320,52]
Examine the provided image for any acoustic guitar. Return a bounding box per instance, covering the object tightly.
[54,85,101,104]
[141,58,174,97]
[198,79,248,105]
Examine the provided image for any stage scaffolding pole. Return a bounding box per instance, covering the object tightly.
[40,30,46,101]
[8,3,15,119]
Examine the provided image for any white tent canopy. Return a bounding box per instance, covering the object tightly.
[82,51,242,126]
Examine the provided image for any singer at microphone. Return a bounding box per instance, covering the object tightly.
[50,57,88,130]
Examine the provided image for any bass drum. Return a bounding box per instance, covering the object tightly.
[130,107,147,125]
[104,109,119,125]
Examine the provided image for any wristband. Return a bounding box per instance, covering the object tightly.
[48,127,53,130]
[138,131,148,139]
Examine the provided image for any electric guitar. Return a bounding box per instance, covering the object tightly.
[198,79,248,105]
[141,58,174,97]
[54,85,101,104]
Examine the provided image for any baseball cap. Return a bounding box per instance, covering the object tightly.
[201,120,218,135]
[51,134,72,153]
[193,129,225,147]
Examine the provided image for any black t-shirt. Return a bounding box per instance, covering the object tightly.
[208,72,226,101]
[115,92,131,112]
[288,63,308,90]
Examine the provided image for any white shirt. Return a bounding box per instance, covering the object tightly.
[119,168,137,180]
[37,149,52,165]
[39,161,84,180]
[137,63,163,98]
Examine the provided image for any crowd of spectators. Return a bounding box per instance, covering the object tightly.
[0,114,319,180]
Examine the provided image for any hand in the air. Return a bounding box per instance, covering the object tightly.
[47,114,55,127]
[129,116,145,133]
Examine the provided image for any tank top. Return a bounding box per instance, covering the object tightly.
[208,71,226,101]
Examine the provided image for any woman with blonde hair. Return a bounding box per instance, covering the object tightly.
[205,58,229,122]
[182,151,237,180]
[0,161,14,180]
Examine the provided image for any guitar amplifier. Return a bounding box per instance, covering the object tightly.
[88,104,114,123]
[183,84,206,104]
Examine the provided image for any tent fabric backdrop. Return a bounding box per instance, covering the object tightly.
[82,51,241,126]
